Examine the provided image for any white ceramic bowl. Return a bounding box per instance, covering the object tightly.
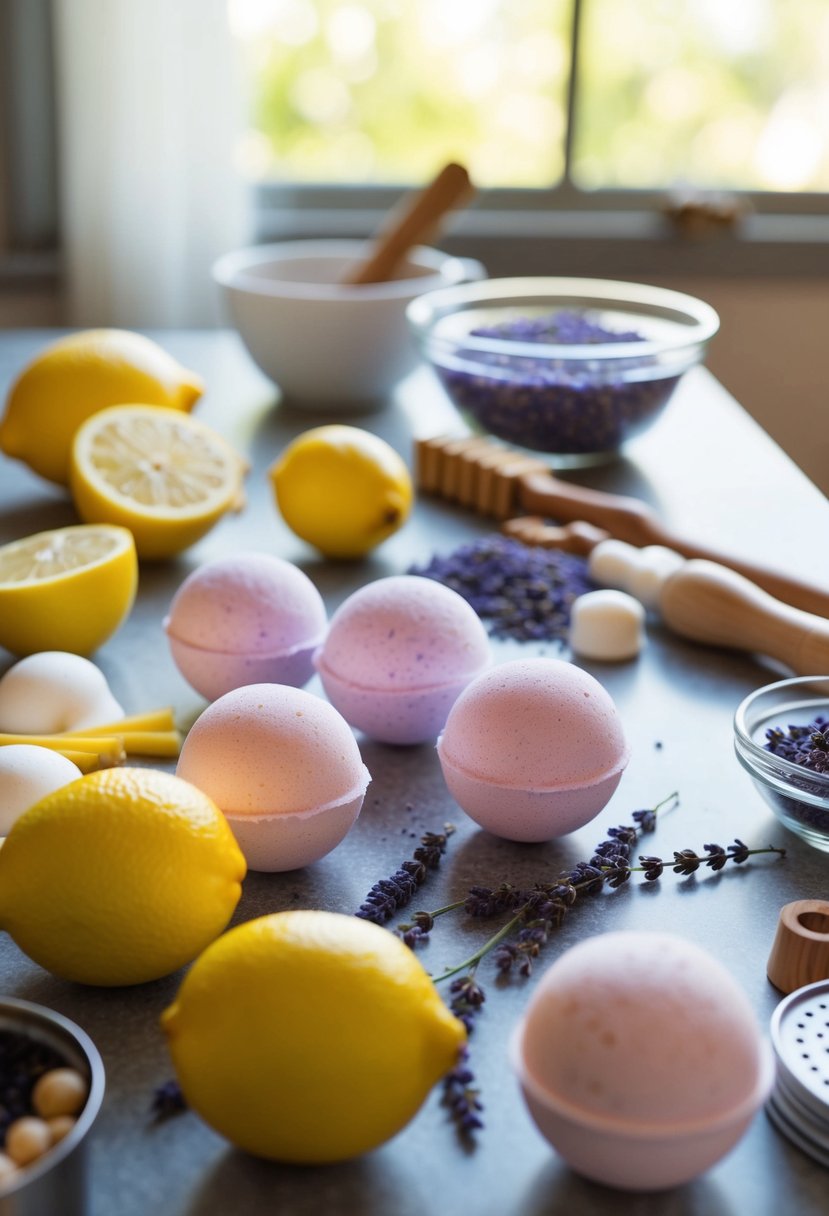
[213,239,486,406]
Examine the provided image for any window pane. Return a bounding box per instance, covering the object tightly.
[574,0,829,192]
[229,0,571,186]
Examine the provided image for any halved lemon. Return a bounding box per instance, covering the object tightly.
[0,524,138,657]
[69,405,247,560]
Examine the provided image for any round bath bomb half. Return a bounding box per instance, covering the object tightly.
[176,684,370,871]
[314,575,490,745]
[437,657,629,840]
[164,552,327,701]
[513,930,774,1190]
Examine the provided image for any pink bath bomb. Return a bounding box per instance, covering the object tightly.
[164,552,327,701]
[176,684,370,871]
[314,575,490,745]
[512,931,773,1190]
[437,657,629,840]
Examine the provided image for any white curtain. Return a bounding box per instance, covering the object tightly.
[52,0,252,327]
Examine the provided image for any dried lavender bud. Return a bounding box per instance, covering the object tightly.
[355,826,454,924]
[463,883,523,917]
[442,1046,484,1136]
[639,855,665,881]
[702,843,728,871]
[409,534,594,643]
[728,839,751,864]
[151,1079,187,1122]
[764,716,829,773]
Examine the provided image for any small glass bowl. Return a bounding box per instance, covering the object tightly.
[734,675,829,852]
[406,276,719,466]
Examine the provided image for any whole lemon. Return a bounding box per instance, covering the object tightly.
[0,329,204,486]
[269,425,413,559]
[0,768,246,986]
[161,910,465,1162]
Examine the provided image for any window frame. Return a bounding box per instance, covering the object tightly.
[251,0,829,278]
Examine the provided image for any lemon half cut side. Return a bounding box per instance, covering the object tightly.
[70,405,247,560]
[0,524,138,657]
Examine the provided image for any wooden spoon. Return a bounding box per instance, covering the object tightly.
[342,162,474,285]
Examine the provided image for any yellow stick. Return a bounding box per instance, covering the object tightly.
[117,730,182,758]
[58,707,177,736]
[0,734,125,761]
[59,750,105,774]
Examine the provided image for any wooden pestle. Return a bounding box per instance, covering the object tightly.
[659,559,829,675]
[342,162,474,285]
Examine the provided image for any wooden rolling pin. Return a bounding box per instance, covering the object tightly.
[416,436,829,619]
[588,537,829,673]
[659,559,829,675]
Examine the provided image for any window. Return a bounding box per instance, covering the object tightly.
[231,0,829,275]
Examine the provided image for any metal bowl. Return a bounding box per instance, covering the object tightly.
[0,998,105,1216]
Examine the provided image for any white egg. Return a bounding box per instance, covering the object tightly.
[0,745,83,835]
[0,652,124,733]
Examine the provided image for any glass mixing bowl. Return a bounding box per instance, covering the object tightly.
[734,675,829,853]
[407,276,719,467]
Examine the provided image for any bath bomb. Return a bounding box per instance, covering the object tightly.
[0,746,83,835]
[437,657,629,840]
[176,684,370,871]
[314,575,490,745]
[0,652,124,733]
[164,553,327,702]
[513,930,774,1190]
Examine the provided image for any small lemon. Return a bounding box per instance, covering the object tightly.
[0,329,204,486]
[269,425,413,559]
[161,910,465,1162]
[70,404,247,560]
[0,524,138,657]
[0,768,246,986]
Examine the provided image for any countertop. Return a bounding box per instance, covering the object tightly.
[1,329,828,1216]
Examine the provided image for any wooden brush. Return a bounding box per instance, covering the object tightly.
[342,162,474,285]
[416,434,829,619]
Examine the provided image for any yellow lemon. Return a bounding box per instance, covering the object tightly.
[0,524,138,657]
[269,425,413,559]
[69,404,247,560]
[161,910,465,1162]
[0,768,245,986]
[0,329,204,486]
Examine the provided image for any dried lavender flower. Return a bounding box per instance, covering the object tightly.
[408,534,594,643]
[151,1079,187,1122]
[355,826,455,924]
[765,716,829,773]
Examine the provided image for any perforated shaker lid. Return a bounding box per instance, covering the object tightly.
[767,979,829,1167]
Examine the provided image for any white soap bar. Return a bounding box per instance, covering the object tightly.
[569,589,646,662]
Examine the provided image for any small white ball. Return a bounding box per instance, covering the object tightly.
[0,746,83,836]
[569,589,646,662]
[0,1151,18,1182]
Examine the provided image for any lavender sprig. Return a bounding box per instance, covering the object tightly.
[354,825,455,924]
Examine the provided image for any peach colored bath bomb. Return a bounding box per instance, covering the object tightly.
[314,574,490,745]
[437,657,629,840]
[513,930,773,1190]
[165,552,327,701]
[176,684,370,871]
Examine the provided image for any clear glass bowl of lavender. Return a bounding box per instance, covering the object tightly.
[734,675,829,852]
[407,277,719,467]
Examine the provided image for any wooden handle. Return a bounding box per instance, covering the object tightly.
[517,469,829,619]
[658,559,829,674]
[342,162,474,285]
